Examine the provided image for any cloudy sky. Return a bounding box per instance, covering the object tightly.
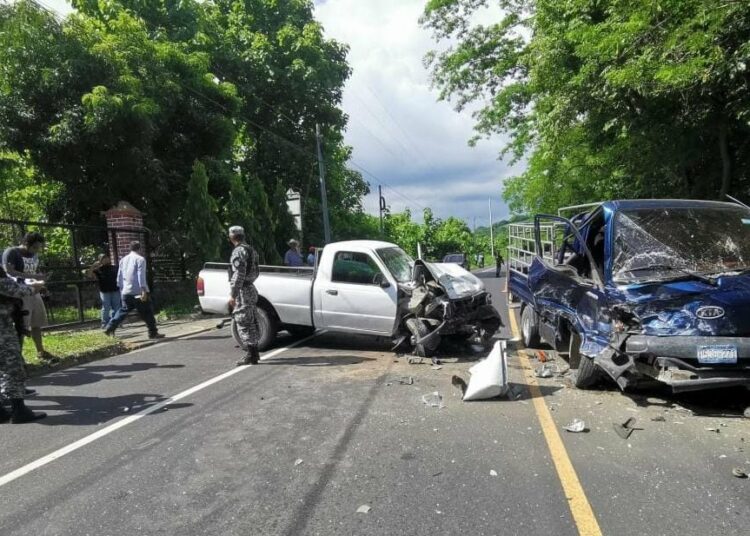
[44,0,516,225]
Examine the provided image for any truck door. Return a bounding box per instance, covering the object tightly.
[529,214,607,353]
[316,250,398,335]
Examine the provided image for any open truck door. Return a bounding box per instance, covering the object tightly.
[527,214,609,383]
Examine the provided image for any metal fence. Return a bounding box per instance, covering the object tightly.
[0,219,188,327]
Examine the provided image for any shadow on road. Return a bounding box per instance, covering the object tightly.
[29,362,186,388]
[27,393,194,426]
[622,385,750,419]
[262,355,376,367]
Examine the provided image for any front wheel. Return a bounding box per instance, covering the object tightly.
[231,306,277,352]
[521,305,541,348]
[406,318,440,357]
[569,330,600,389]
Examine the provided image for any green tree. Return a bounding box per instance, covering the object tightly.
[422,0,750,214]
[184,161,223,263]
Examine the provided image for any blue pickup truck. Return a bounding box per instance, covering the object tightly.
[508,199,750,393]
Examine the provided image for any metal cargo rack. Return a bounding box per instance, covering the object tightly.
[507,221,565,278]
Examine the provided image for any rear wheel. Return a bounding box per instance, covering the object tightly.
[521,305,541,348]
[569,330,600,389]
[231,306,277,352]
[406,318,440,357]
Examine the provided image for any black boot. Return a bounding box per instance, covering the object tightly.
[0,404,10,424]
[250,345,260,365]
[10,398,47,424]
[235,346,260,366]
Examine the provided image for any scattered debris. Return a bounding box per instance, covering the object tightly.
[614,417,638,439]
[294,459,304,466]
[650,416,666,422]
[431,365,443,371]
[732,468,748,479]
[432,471,443,477]
[564,419,587,433]
[534,364,553,378]
[451,375,468,395]
[122,406,130,413]
[744,407,750,419]
[422,392,445,408]
[489,470,498,477]
[463,341,509,401]
[536,350,548,363]
[705,427,721,433]
[357,505,372,514]
[408,356,424,365]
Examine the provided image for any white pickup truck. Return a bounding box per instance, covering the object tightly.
[197,240,501,357]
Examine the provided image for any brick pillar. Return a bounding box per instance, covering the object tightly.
[105,201,144,263]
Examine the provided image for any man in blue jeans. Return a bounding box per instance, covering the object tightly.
[103,242,164,339]
[88,254,120,328]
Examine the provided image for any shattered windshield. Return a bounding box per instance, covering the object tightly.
[377,247,414,283]
[612,206,750,283]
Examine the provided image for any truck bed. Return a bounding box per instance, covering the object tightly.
[199,264,315,325]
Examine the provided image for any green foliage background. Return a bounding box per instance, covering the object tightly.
[0,0,371,268]
[422,0,750,214]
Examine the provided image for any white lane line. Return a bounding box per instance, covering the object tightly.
[0,331,323,489]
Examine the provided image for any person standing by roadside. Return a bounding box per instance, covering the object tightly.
[0,266,47,423]
[228,226,261,366]
[2,232,57,363]
[495,251,505,278]
[283,239,304,267]
[306,246,316,267]
[103,242,163,339]
[87,254,120,328]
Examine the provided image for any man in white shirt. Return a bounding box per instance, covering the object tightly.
[103,241,163,339]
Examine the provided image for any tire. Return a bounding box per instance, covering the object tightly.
[231,306,277,352]
[521,305,541,348]
[286,324,316,338]
[569,330,600,389]
[406,318,440,357]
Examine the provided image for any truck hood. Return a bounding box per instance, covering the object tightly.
[417,261,485,300]
[614,275,750,336]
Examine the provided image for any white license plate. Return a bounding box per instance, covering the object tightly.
[697,345,737,364]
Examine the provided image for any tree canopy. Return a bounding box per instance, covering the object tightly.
[422,0,750,214]
[0,0,369,265]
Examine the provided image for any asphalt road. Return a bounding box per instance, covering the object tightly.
[1,270,749,535]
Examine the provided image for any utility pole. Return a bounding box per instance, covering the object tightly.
[379,185,386,235]
[315,123,332,244]
[488,197,495,259]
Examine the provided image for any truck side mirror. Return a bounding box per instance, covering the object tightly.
[373,273,390,288]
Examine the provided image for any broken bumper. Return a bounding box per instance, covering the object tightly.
[625,335,750,392]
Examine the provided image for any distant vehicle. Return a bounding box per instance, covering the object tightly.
[198,241,501,357]
[508,199,750,393]
[442,253,469,270]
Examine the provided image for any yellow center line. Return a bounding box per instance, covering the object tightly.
[508,306,603,536]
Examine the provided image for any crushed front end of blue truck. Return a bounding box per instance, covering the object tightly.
[509,200,750,393]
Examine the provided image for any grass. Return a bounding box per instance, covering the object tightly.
[155,293,199,322]
[47,305,100,324]
[23,330,124,370]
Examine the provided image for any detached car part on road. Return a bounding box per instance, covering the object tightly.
[198,241,501,358]
[509,199,750,393]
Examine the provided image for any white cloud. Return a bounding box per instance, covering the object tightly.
[315,0,515,225]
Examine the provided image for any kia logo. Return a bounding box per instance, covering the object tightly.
[696,306,725,319]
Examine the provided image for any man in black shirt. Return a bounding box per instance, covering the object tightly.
[88,254,121,329]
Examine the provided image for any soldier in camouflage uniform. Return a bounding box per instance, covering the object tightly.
[0,267,47,423]
[228,226,261,366]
